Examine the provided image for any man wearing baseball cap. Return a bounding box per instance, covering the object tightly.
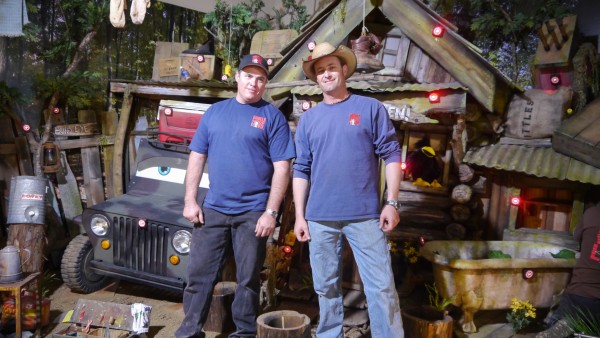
[293,42,404,337]
[176,53,295,338]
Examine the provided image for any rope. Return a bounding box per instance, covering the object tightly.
[228,5,232,67]
[362,0,368,35]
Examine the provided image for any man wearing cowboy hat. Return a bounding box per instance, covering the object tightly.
[177,54,295,338]
[293,42,404,337]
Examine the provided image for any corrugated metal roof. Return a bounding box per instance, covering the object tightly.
[463,144,600,185]
[291,80,466,96]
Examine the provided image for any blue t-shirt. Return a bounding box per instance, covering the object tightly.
[293,94,401,221]
[189,98,295,214]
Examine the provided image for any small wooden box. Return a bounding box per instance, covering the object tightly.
[179,53,222,81]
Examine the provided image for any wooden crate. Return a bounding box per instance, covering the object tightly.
[152,41,190,81]
[250,29,297,71]
[179,53,221,81]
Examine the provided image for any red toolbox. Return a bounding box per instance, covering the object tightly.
[158,100,211,143]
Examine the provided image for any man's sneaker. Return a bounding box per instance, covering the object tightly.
[535,319,575,338]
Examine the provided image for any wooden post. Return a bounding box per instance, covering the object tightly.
[100,111,118,199]
[78,110,105,207]
[112,85,133,197]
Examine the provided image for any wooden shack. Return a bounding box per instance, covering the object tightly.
[264,0,519,243]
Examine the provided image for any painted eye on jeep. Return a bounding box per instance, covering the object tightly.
[173,230,192,254]
[90,214,110,236]
[158,166,171,175]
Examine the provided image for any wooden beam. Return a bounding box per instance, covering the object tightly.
[380,0,497,112]
[0,144,16,155]
[110,82,236,99]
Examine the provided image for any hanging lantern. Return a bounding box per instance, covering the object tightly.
[432,25,445,38]
[42,142,61,173]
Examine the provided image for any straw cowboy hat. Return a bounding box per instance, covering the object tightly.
[302,42,357,82]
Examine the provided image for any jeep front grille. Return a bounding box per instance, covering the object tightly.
[112,216,170,275]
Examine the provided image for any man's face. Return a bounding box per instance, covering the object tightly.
[235,66,267,104]
[314,56,348,94]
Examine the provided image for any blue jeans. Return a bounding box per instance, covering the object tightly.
[308,219,404,338]
[176,208,267,338]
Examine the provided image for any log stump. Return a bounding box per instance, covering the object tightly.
[7,223,46,273]
[204,281,236,333]
[257,310,311,338]
[401,307,453,338]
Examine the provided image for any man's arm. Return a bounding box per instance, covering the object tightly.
[183,151,207,224]
[293,177,311,242]
[380,161,401,233]
[255,160,291,237]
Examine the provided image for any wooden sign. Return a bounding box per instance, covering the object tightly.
[159,57,180,77]
[54,123,98,136]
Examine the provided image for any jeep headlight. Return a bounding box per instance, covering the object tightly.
[173,230,192,254]
[90,214,110,236]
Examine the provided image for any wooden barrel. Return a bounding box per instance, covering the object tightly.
[257,310,311,338]
[401,307,453,338]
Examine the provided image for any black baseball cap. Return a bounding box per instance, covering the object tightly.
[239,54,269,75]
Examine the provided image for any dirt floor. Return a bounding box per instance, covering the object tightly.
[5,267,551,338]
[36,268,321,338]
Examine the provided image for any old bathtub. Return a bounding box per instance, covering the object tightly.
[420,240,577,333]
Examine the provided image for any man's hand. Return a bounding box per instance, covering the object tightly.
[294,218,311,242]
[255,212,276,237]
[183,201,203,224]
[379,205,399,233]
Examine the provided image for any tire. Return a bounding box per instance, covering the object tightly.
[61,234,109,293]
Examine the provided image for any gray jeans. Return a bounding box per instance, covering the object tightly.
[176,208,267,338]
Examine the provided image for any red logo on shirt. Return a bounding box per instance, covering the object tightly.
[590,230,600,262]
[251,115,266,129]
[349,113,360,126]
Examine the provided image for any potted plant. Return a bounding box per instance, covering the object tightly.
[564,308,600,338]
[401,283,454,338]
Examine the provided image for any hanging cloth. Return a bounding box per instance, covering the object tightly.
[130,0,150,25]
[110,0,126,28]
[0,0,29,37]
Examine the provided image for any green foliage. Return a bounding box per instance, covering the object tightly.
[564,307,600,336]
[432,0,577,86]
[487,250,512,259]
[425,283,453,312]
[34,71,105,111]
[551,249,576,259]
[204,0,308,66]
[0,82,26,117]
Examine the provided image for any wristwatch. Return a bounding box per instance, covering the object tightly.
[384,200,401,210]
[266,208,278,219]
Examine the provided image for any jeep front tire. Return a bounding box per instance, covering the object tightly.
[61,234,109,293]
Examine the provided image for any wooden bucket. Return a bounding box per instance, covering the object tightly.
[257,310,311,338]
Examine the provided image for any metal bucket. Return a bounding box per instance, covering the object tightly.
[6,176,49,225]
